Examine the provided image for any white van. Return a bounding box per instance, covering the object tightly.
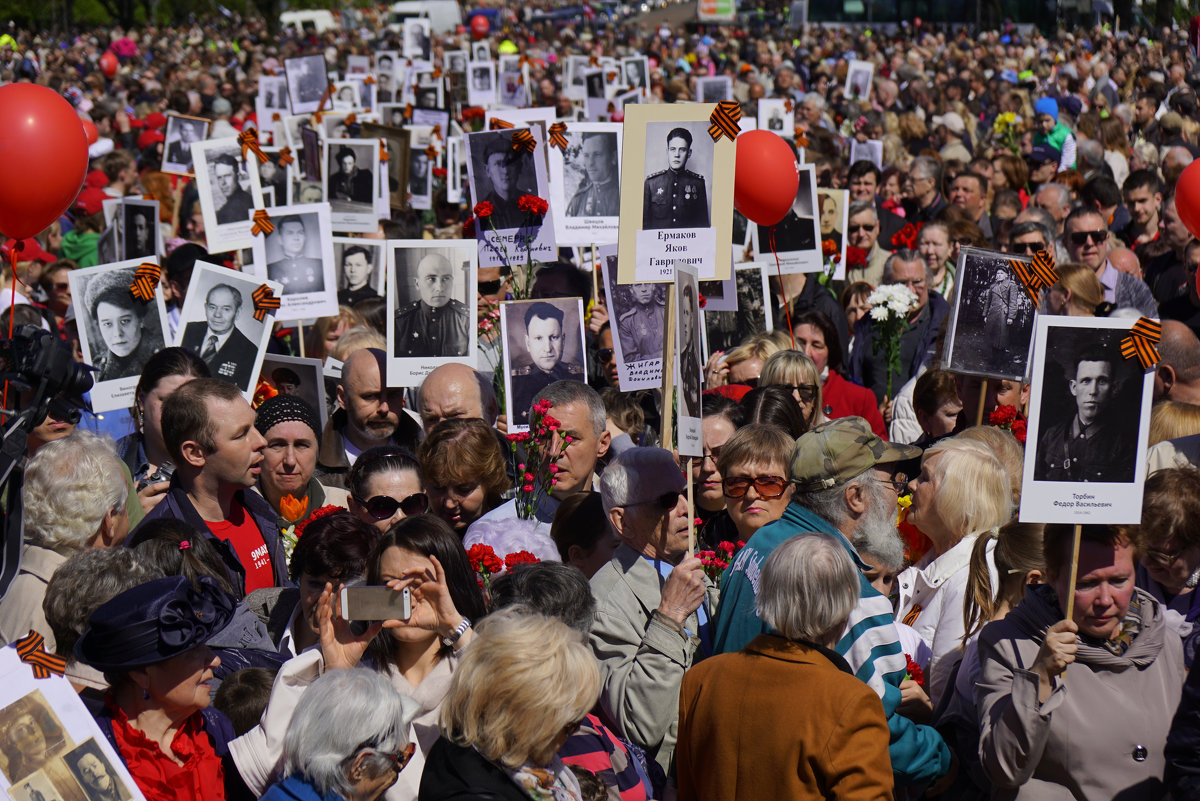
[279,9,338,33]
[386,0,463,33]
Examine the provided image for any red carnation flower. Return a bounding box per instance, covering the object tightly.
[467,543,503,575]
[846,245,868,269]
[1011,418,1027,444]
[518,194,549,216]
[504,551,540,569]
[904,654,926,689]
[821,238,838,258]
[473,201,494,218]
[989,404,1018,427]
[432,166,447,179]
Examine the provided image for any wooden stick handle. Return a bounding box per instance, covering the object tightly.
[687,456,695,558]
[660,284,677,452]
[1064,524,1082,621]
[975,378,988,427]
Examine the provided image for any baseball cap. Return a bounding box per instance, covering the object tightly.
[85,169,109,189]
[790,417,921,492]
[1027,144,1059,165]
[137,128,164,150]
[931,111,965,135]
[2,238,55,264]
[74,187,108,217]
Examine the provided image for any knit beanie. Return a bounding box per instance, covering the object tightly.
[255,394,321,440]
[1034,97,1059,122]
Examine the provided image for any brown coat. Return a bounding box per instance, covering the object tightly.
[676,634,894,801]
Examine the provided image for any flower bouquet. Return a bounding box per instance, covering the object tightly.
[696,539,746,586]
[989,404,1027,445]
[505,399,567,521]
[991,112,1021,156]
[866,283,918,399]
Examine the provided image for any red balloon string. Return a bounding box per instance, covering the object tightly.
[768,226,794,348]
[2,242,19,425]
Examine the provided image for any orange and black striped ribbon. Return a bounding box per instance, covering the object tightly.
[1121,317,1162,369]
[272,112,282,123]
[425,144,439,159]
[708,101,741,142]
[794,128,809,147]
[1009,248,1059,305]
[511,128,535,153]
[784,99,794,112]
[278,147,295,166]
[404,103,413,120]
[606,70,618,82]
[252,284,281,321]
[15,631,65,679]
[345,113,358,126]
[251,209,275,237]
[548,122,568,150]
[431,125,443,141]
[128,263,161,301]
[379,140,390,163]
[363,74,377,85]
[589,56,600,67]
[238,130,269,164]
[490,117,514,130]
[317,83,333,113]
[432,66,443,79]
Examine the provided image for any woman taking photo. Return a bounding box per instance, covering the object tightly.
[699,424,795,550]
[347,449,429,533]
[417,419,510,536]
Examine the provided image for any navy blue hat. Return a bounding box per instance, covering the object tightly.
[1028,144,1059,165]
[74,576,235,672]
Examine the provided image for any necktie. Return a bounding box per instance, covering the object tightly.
[201,335,217,361]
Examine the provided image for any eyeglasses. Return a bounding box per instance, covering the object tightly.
[700,446,723,465]
[1009,241,1046,254]
[625,490,684,511]
[881,471,909,492]
[782,384,818,402]
[1144,545,1188,568]
[53,282,70,292]
[722,475,789,499]
[598,347,614,362]
[1069,229,1107,246]
[352,492,429,519]
[848,223,877,233]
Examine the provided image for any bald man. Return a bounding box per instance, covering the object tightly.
[1154,320,1200,405]
[394,253,470,358]
[1109,247,1144,281]
[417,362,498,434]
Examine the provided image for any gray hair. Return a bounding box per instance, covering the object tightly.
[1036,183,1072,209]
[883,248,931,285]
[756,532,859,643]
[909,155,941,182]
[600,447,677,517]
[43,549,156,660]
[283,669,420,799]
[1009,220,1053,245]
[533,380,605,436]
[796,469,882,528]
[846,199,877,222]
[488,562,596,635]
[23,430,127,551]
[1076,139,1105,171]
[1018,205,1059,235]
[802,91,825,111]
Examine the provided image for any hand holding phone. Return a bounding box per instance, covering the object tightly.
[340,585,412,621]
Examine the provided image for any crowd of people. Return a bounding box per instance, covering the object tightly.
[4,6,1200,801]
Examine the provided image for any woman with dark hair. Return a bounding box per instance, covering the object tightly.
[117,347,210,511]
[792,309,885,435]
[230,515,486,801]
[691,394,744,530]
[911,368,964,447]
[347,448,428,533]
[698,424,795,550]
[739,385,808,439]
[417,419,510,535]
[86,271,160,383]
[549,492,616,579]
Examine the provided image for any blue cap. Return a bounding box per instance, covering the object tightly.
[1034,97,1059,121]
[999,69,1019,84]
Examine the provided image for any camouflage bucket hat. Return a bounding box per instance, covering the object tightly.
[790,417,922,492]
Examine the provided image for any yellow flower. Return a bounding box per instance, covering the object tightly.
[895,493,912,527]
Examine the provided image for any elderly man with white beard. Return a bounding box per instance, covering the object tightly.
[712,416,952,791]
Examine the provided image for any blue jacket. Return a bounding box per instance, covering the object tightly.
[259,775,344,801]
[712,501,951,786]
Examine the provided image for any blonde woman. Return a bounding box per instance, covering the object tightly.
[759,349,824,429]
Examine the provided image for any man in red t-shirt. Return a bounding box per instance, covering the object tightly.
[131,377,287,596]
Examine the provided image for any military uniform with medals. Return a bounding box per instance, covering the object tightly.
[393,299,470,358]
[510,361,584,426]
[268,256,325,294]
[642,169,710,229]
[617,300,665,363]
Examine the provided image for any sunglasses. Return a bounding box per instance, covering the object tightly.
[882,471,909,492]
[1069,229,1107,246]
[783,384,818,402]
[722,475,789,499]
[626,490,684,511]
[598,347,614,362]
[1009,241,1046,254]
[848,223,877,233]
[352,492,429,519]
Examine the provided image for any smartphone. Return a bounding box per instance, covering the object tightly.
[340,586,411,621]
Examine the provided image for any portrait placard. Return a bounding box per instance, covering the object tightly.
[617,103,735,284]
[331,80,363,112]
[467,62,496,107]
[404,18,433,61]
[68,259,170,413]
[849,139,883,169]
[845,59,875,102]
[696,76,733,103]
[620,57,649,93]
[386,240,479,387]
[500,297,587,432]
[174,261,281,397]
[360,122,410,212]
[942,247,1037,381]
[257,147,294,208]
[161,114,210,176]
[816,188,848,282]
[498,71,529,108]
[191,137,265,253]
[602,254,663,391]
[1019,315,1152,524]
[323,138,380,233]
[549,122,622,246]
[119,198,161,261]
[757,98,795,139]
[247,202,337,320]
[702,262,773,360]
[699,261,738,311]
[332,236,386,306]
[751,163,821,274]
[62,738,135,801]
[675,265,703,457]
[259,354,329,429]
[285,53,332,115]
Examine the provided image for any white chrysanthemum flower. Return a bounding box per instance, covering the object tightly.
[869,306,889,322]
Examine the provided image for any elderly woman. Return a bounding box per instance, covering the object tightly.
[978,524,1184,800]
[74,576,238,801]
[898,437,1013,703]
[676,533,893,800]
[760,349,824,430]
[256,395,350,529]
[1133,468,1200,653]
[86,269,160,382]
[699,424,795,550]
[259,669,420,801]
[347,448,428,532]
[792,309,885,435]
[419,608,601,801]
[0,431,128,651]
[417,419,510,535]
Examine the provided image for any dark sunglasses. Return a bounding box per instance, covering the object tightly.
[626,490,684,511]
[848,223,876,233]
[1009,241,1045,254]
[722,475,789,499]
[783,384,818,402]
[1069,229,1107,246]
[53,282,70,292]
[598,347,614,362]
[352,491,429,519]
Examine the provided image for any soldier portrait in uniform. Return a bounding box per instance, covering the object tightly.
[191,138,265,254]
[162,114,209,175]
[642,123,712,230]
[285,54,331,115]
[502,298,586,430]
[121,201,158,260]
[323,139,380,232]
[467,131,538,230]
[600,256,663,391]
[943,248,1036,380]
[677,275,702,420]
[392,250,471,359]
[258,149,290,208]
[265,214,325,295]
[565,132,619,217]
[334,238,384,306]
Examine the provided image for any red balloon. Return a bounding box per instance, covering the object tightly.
[734,130,799,226]
[469,14,490,40]
[0,84,89,239]
[81,118,99,145]
[99,51,118,78]
[1177,160,1200,241]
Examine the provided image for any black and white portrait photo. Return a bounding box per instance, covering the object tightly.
[696,76,733,103]
[602,256,663,391]
[256,76,290,145]
[249,202,336,319]
[258,147,291,208]
[642,122,712,230]
[380,103,408,128]
[676,265,703,456]
[191,137,264,252]
[8,769,61,801]
[845,59,875,101]
[468,63,495,107]
[333,236,384,306]
[499,71,527,107]
[68,259,170,412]
[622,57,648,91]
[849,138,884,169]
[63,739,133,801]
[260,354,329,428]
[757,98,794,139]
[386,240,478,385]
[585,69,605,100]
[550,123,621,246]
[323,139,379,232]
[1020,316,1153,524]
[161,114,209,175]
[97,225,117,265]
[404,18,432,61]
[703,263,772,359]
[446,50,468,74]
[120,199,158,260]
[943,247,1036,380]
[409,148,432,210]
[415,83,442,111]
[0,691,73,784]
[361,121,409,212]
[500,297,586,430]
[446,135,463,204]
[285,53,332,115]
[375,69,396,104]
[331,80,362,113]
[753,163,822,273]
[470,41,490,62]
[464,127,557,269]
[175,261,279,395]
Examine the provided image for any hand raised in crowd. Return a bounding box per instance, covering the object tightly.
[136,479,170,515]
[317,582,383,672]
[704,351,728,388]
[587,300,609,335]
[1033,619,1079,703]
[384,553,471,646]
[657,555,706,626]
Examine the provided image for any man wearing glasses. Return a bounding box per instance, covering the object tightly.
[845,199,890,288]
[712,417,952,789]
[903,157,946,225]
[1064,206,1157,317]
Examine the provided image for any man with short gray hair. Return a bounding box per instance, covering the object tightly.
[845,199,889,287]
[905,157,946,223]
[712,417,950,787]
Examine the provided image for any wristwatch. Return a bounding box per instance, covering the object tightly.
[442,617,472,647]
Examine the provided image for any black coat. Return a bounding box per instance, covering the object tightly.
[180,323,259,391]
[418,737,529,801]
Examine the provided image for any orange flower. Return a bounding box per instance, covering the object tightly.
[280,494,309,524]
[252,380,278,409]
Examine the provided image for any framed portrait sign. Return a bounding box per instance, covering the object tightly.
[386,239,478,387]
[1018,315,1153,524]
[323,138,380,233]
[119,198,161,260]
[695,76,733,103]
[191,137,264,253]
[161,113,210,176]
[174,261,281,398]
[68,258,170,413]
[446,135,464,204]
[467,62,496,107]
[247,202,337,321]
[285,53,332,115]
[942,247,1037,381]
[757,98,795,139]
[702,262,773,361]
[255,75,290,146]
[259,353,330,429]
[617,103,735,284]
[332,236,386,307]
[330,80,364,112]
[549,122,622,246]
[816,188,848,282]
[849,138,883,169]
[675,265,703,457]
[621,56,649,93]
[750,163,821,274]
[500,297,587,432]
[360,122,411,212]
[845,59,875,102]
[602,253,664,392]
